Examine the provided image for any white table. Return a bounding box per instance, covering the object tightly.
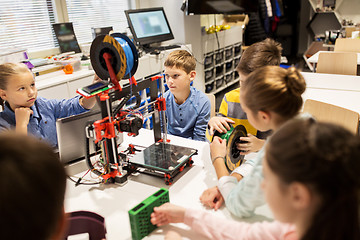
[65,129,272,240]
[307,51,360,64]
[301,72,360,114]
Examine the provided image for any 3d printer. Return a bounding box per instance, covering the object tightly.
[77,33,197,185]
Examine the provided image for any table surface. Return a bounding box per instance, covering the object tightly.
[307,51,360,64]
[65,129,273,240]
[64,71,360,239]
[301,72,360,114]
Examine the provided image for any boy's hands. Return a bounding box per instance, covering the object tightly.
[237,134,265,155]
[15,107,33,134]
[151,203,186,226]
[200,186,224,210]
[208,116,235,136]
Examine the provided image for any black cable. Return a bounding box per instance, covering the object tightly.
[113,94,132,116]
[67,175,101,186]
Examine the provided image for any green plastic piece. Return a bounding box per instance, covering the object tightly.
[213,125,235,142]
[128,188,170,240]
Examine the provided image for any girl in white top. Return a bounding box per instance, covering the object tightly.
[151,118,360,240]
[201,66,307,217]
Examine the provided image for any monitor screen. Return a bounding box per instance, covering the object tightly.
[91,26,113,39]
[125,7,174,47]
[52,22,81,53]
[187,0,258,15]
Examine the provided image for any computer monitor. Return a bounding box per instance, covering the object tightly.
[125,7,174,48]
[91,26,113,39]
[52,22,81,53]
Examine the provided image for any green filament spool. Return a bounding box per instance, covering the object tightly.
[212,125,247,171]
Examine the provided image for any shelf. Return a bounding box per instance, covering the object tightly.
[204,41,242,94]
[307,12,342,38]
[210,78,239,95]
[307,0,360,26]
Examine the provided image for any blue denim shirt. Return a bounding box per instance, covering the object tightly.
[0,96,88,147]
[164,86,210,141]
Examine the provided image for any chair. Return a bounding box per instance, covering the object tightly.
[316,52,357,75]
[206,93,216,118]
[303,99,359,134]
[334,38,360,52]
[63,211,107,240]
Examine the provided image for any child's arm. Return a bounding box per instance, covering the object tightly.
[151,203,186,226]
[210,137,230,179]
[79,96,97,110]
[193,98,211,141]
[152,203,289,240]
[15,107,33,134]
[199,137,231,210]
[218,148,266,218]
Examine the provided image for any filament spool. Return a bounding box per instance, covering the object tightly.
[90,33,138,81]
[212,125,247,171]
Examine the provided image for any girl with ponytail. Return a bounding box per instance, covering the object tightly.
[201,66,307,218]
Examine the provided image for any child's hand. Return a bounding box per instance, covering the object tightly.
[199,186,224,210]
[208,116,235,136]
[15,107,33,134]
[80,74,101,110]
[237,134,265,155]
[210,136,227,161]
[150,203,186,226]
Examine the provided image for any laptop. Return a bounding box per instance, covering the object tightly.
[56,109,102,164]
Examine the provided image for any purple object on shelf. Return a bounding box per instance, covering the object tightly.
[23,61,34,69]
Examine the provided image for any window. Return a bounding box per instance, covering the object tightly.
[0,0,56,52]
[66,0,131,44]
[0,0,132,55]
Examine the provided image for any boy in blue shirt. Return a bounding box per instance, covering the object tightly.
[163,50,210,141]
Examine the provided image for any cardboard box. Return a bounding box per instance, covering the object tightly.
[222,14,249,27]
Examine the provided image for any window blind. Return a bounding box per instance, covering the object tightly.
[0,0,56,52]
[66,0,131,44]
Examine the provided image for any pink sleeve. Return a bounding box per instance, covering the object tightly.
[184,209,295,240]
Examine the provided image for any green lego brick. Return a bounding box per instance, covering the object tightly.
[128,188,170,240]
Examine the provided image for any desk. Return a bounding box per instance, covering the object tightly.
[65,129,273,240]
[302,72,360,114]
[307,51,360,65]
